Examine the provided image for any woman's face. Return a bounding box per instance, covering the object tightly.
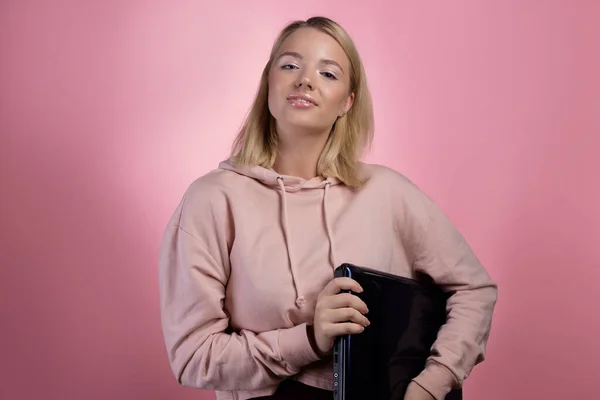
[268,27,354,137]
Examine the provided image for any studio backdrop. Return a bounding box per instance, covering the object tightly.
[1,1,598,399]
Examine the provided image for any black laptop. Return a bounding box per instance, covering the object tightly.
[332,263,463,400]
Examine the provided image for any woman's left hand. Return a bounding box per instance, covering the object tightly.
[404,382,436,400]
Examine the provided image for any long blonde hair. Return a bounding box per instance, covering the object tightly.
[231,16,374,188]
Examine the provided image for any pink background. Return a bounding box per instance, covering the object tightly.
[1,1,599,399]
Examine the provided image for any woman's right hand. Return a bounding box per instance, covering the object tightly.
[312,277,370,356]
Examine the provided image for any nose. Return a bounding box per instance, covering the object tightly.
[295,74,313,90]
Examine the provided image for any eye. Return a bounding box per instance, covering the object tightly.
[321,71,337,80]
[281,64,298,70]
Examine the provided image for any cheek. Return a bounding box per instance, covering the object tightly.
[267,74,280,113]
[268,69,287,92]
[328,88,349,112]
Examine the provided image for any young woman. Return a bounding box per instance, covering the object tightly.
[158,16,497,400]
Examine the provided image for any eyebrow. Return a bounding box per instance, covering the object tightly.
[277,51,345,73]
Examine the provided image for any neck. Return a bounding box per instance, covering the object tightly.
[273,128,330,180]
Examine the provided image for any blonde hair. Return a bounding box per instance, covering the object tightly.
[231,16,374,188]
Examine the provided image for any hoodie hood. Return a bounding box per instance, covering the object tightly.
[218,158,342,192]
[219,158,341,308]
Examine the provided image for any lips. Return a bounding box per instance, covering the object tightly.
[287,93,318,107]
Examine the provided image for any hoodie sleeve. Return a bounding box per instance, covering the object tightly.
[408,196,498,400]
[158,181,321,391]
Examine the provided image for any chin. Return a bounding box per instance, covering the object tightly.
[280,114,329,132]
[284,120,329,135]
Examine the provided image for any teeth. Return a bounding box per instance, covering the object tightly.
[295,98,309,104]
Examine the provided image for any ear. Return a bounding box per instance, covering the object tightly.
[340,92,355,117]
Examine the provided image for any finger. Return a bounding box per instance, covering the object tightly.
[322,293,369,314]
[322,277,363,296]
[326,307,370,327]
[323,322,365,337]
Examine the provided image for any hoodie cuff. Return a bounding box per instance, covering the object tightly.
[411,361,458,400]
[278,323,322,371]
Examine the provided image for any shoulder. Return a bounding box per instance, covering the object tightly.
[170,168,242,228]
[359,162,435,222]
[180,170,229,206]
[360,163,413,185]
[186,168,239,196]
[360,163,431,201]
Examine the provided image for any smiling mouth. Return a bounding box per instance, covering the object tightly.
[292,98,312,105]
[288,98,316,109]
[287,94,318,108]
[287,93,318,106]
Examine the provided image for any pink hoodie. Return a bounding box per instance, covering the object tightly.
[158,159,498,400]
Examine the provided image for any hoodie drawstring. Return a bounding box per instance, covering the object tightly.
[323,182,338,270]
[277,177,305,308]
[277,177,338,309]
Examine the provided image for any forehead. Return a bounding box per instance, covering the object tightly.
[277,27,349,67]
